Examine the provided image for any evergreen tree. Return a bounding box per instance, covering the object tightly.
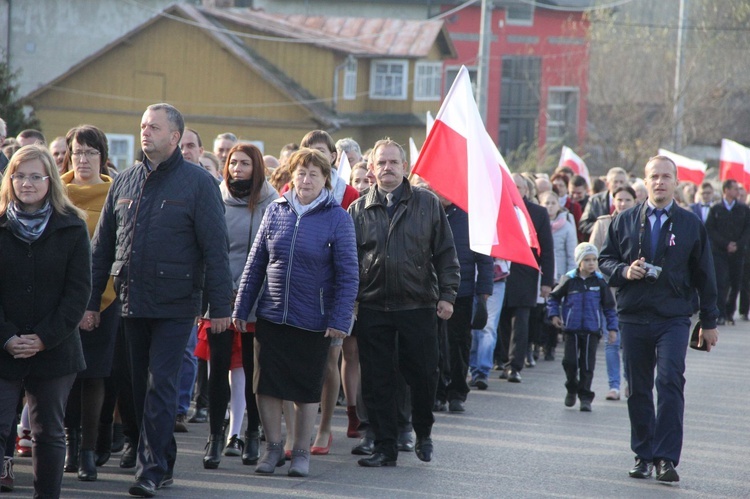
[0,61,40,136]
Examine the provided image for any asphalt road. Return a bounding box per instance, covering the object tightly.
[9,322,750,498]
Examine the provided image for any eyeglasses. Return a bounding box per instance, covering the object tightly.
[10,174,50,184]
[71,150,101,159]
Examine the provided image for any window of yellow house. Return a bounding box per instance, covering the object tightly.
[344,59,358,100]
[370,60,408,100]
[414,62,442,101]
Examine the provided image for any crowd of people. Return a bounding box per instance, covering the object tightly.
[0,110,724,497]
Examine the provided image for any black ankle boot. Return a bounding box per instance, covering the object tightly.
[78,450,98,481]
[203,434,223,469]
[95,423,112,467]
[64,428,80,473]
[242,431,261,465]
[111,423,125,453]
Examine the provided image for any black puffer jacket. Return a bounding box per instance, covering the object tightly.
[89,147,233,319]
[0,210,90,380]
[348,179,460,311]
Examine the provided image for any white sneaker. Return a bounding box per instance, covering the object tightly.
[605,389,620,400]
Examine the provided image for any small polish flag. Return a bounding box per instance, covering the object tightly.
[338,150,352,186]
[409,137,420,168]
[426,111,435,135]
[558,146,590,184]
[719,139,750,190]
[411,66,538,268]
[658,148,707,186]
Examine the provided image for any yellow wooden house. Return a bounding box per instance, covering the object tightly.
[26,3,456,169]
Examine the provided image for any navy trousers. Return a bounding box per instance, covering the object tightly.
[621,317,690,466]
[124,318,193,485]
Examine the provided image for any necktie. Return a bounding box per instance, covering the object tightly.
[386,193,394,207]
[650,209,663,260]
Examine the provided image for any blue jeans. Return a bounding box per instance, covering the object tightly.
[469,280,505,379]
[605,330,621,390]
[177,324,198,416]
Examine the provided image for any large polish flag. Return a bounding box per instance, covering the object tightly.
[658,148,707,186]
[719,139,750,189]
[411,66,539,268]
[558,146,590,184]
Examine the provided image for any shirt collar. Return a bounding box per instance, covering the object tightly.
[723,198,736,210]
[646,200,673,216]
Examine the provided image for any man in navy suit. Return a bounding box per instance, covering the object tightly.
[689,182,714,223]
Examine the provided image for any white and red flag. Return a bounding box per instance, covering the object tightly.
[719,139,750,189]
[658,148,707,186]
[338,149,352,186]
[558,146,590,184]
[409,137,420,168]
[411,66,539,268]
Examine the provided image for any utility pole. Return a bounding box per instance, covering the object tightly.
[476,0,492,124]
[672,0,686,151]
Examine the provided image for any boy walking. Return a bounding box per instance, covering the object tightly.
[548,243,618,411]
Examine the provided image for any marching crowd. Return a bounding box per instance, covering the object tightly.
[0,108,723,497]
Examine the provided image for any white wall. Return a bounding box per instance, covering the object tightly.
[6,0,176,97]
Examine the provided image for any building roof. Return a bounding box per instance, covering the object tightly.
[211,8,456,58]
[26,4,452,129]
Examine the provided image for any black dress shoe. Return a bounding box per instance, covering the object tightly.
[188,407,208,424]
[358,452,397,467]
[351,436,375,455]
[507,370,522,383]
[716,317,726,326]
[415,436,433,462]
[655,459,680,482]
[498,369,509,380]
[628,457,653,479]
[448,400,465,412]
[128,478,156,497]
[157,470,173,489]
[433,401,447,412]
[120,443,137,469]
[397,431,414,452]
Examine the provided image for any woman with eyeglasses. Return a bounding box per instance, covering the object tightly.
[59,125,120,481]
[0,145,91,498]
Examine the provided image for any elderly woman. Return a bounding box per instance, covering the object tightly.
[233,148,357,478]
[59,125,119,482]
[201,143,278,470]
[0,145,91,498]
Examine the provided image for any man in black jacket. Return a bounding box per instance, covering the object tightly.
[599,155,718,483]
[89,104,233,497]
[348,139,459,468]
[496,174,554,383]
[579,167,628,238]
[705,179,750,325]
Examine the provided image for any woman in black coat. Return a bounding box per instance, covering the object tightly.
[0,145,91,498]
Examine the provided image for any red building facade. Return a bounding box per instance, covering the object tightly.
[441,2,590,157]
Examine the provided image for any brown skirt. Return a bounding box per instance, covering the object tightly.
[253,318,330,403]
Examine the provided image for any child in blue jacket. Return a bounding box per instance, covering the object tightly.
[547,243,618,412]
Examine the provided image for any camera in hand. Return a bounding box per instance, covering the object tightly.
[642,262,662,283]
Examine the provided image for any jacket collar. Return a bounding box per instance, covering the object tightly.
[363,177,413,210]
[142,146,182,173]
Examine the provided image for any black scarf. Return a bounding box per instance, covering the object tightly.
[227,178,253,199]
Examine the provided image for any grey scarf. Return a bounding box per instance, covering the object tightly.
[6,200,53,243]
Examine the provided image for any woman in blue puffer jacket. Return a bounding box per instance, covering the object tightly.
[233,148,358,478]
